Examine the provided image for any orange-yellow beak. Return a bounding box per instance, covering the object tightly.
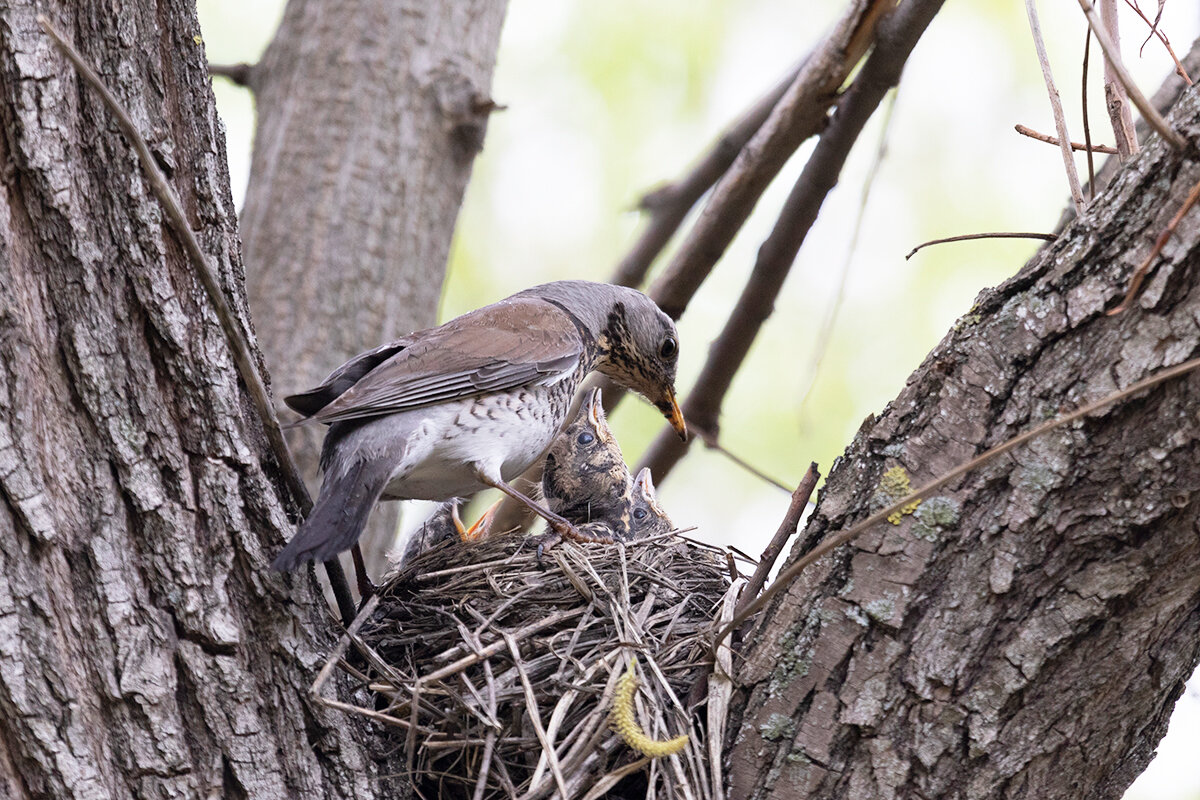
[658,391,687,441]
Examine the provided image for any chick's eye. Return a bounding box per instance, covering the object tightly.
[577,432,595,445]
[659,336,678,360]
[633,508,648,520]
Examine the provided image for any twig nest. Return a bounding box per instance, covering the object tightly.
[341,531,740,800]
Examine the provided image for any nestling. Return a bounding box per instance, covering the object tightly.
[541,387,633,534]
[271,280,685,571]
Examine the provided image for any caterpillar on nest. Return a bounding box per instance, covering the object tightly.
[611,656,690,758]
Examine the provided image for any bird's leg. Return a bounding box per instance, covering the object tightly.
[350,543,376,600]
[472,467,618,559]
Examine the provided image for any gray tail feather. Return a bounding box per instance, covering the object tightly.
[271,459,390,571]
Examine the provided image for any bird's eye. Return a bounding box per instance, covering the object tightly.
[659,337,678,360]
[633,507,648,520]
[577,432,595,445]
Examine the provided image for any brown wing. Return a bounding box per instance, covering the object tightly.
[298,296,584,426]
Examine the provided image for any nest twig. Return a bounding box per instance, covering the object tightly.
[312,531,745,800]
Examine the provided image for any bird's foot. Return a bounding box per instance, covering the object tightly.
[531,520,620,563]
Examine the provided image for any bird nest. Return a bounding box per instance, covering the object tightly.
[313,530,745,800]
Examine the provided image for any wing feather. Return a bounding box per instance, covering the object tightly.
[296,297,584,426]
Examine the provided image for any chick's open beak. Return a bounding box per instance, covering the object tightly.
[657,391,687,441]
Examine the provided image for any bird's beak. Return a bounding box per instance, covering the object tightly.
[657,391,687,441]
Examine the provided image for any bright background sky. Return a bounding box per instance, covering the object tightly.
[197,1,1200,796]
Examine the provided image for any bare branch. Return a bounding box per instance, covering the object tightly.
[1014,123,1118,154]
[734,464,820,622]
[208,61,255,87]
[1082,31,1098,199]
[1100,0,1141,157]
[1122,0,1192,83]
[1077,0,1187,150]
[639,0,947,481]
[1025,0,1086,212]
[648,0,894,320]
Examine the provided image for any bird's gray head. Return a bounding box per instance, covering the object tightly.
[523,281,686,440]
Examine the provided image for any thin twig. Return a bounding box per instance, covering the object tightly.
[1025,0,1086,212]
[712,353,1200,655]
[639,0,947,482]
[1107,176,1200,315]
[905,231,1057,260]
[735,464,819,620]
[1078,0,1187,150]
[1122,0,1192,84]
[686,418,792,493]
[35,15,359,625]
[799,90,898,411]
[1014,123,1118,154]
[1082,31,1098,201]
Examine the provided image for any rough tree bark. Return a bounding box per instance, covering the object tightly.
[239,0,509,576]
[727,87,1200,798]
[0,3,403,797]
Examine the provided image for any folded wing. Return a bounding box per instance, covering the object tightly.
[285,297,584,426]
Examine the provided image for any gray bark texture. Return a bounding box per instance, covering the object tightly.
[727,86,1200,798]
[240,0,508,576]
[0,3,404,797]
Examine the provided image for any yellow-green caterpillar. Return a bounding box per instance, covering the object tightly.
[610,657,689,758]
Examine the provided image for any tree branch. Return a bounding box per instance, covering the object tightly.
[638,0,948,481]
[648,0,893,320]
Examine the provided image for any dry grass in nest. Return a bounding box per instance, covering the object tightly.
[312,530,745,800]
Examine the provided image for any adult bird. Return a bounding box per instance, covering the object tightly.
[271,280,685,571]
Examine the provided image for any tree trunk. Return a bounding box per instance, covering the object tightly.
[727,87,1200,798]
[239,0,508,576]
[0,3,402,796]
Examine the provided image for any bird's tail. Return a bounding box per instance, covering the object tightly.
[271,459,390,571]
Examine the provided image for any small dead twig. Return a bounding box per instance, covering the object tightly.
[1025,0,1086,212]
[1078,0,1187,151]
[35,15,359,624]
[685,418,792,493]
[1121,0,1192,84]
[208,62,255,87]
[734,464,820,623]
[1015,123,1119,154]
[712,353,1200,656]
[905,231,1057,260]
[798,89,898,412]
[1107,176,1200,315]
